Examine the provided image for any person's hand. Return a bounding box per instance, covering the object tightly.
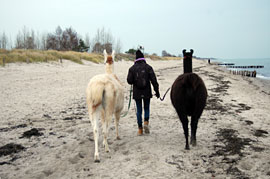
[155,91,160,99]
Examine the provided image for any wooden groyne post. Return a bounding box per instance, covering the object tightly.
[2,57,5,67]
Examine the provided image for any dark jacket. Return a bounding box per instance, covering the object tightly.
[127,60,159,99]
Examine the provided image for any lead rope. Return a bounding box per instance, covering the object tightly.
[159,87,171,101]
[121,85,133,117]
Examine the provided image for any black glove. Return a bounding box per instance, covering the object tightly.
[155,91,160,99]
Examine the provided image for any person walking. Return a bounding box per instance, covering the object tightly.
[127,49,160,135]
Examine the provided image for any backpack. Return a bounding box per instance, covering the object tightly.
[134,65,148,89]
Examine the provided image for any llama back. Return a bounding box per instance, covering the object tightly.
[171,73,207,115]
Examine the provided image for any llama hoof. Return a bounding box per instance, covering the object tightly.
[190,139,197,146]
[94,155,100,163]
[185,146,190,150]
[94,159,100,163]
[116,136,121,140]
[105,147,110,153]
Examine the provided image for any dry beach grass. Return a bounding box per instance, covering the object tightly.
[0,57,270,178]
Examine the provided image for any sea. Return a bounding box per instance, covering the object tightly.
[214,58,270,80]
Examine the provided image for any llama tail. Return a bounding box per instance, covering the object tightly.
[87,81,105,112]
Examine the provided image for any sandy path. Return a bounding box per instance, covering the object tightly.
[0,59,270,179]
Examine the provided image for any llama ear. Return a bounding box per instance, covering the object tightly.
[111,50,115,60]
[103,49,107,63]
[182,49,186,55]
[190,49,194,55]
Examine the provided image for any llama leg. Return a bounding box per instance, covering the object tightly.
[179,114,189,150]
[91,112,100,162]
[190,117,198,146]
[103,111,113,153]
[114,111,121,140]
[102,117,110,153]
[102,83,115,152]
[101,109,107,150]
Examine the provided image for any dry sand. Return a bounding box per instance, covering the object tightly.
[0,58,270,179]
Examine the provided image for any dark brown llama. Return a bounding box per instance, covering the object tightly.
[170,49,207,150]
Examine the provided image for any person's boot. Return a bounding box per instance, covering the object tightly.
[144,121,150,134]
[138,127,143,136]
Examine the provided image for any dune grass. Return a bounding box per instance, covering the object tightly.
[0,49,175,66]
[162,56,183,60]
[0,49,105,66]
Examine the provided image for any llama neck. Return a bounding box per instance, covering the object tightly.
[105,63,114,74]
[183,56,193,73]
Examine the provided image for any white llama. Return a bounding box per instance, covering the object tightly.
[86,50,124,162]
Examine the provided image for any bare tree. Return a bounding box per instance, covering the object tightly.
[1,32,8,49]
[85,33,90,52]
[92,27,115,53]
[15,31,24,49]
[114,38,122,53]
[25,29,36,49]
[55,26,62,50]
[100,27,105,45]
[22,26,28,49]
[46,33,57,50]
[92,42,102,53]
[93,28,101,49]
[41,32,47,50]
[60,27,79,51]
[104,43,112,53]
[35,31,41,50]
[105,29,114,45]
[9,35,13,49]
[162,50,172,57]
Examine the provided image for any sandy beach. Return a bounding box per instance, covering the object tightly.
[0,58,270,179]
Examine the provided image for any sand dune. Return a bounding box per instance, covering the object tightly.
[0,58,270,179]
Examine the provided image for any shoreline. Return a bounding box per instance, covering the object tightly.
[0,59,270,178]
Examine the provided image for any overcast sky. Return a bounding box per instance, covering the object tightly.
[1,0,270,59]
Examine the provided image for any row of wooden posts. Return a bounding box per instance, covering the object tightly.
[226,65,264,69]
[230,70,257,78]
[219,63,261,78]
[208,60,261,78]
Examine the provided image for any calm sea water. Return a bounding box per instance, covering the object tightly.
[217,58,270,80]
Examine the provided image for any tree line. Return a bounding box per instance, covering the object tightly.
[0,26,122,53]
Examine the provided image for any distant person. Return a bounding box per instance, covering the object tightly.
[127,49,160,136]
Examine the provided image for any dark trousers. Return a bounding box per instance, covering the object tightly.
[135,98,150,128]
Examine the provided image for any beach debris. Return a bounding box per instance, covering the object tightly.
[245,120,253,125]
[0,124,27,132]
[254,129,268,137]
[20,128,43,138]
[213,128,253,156]
[63,117,73,120]
[0,143,25,157]
[43,114,52,119]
